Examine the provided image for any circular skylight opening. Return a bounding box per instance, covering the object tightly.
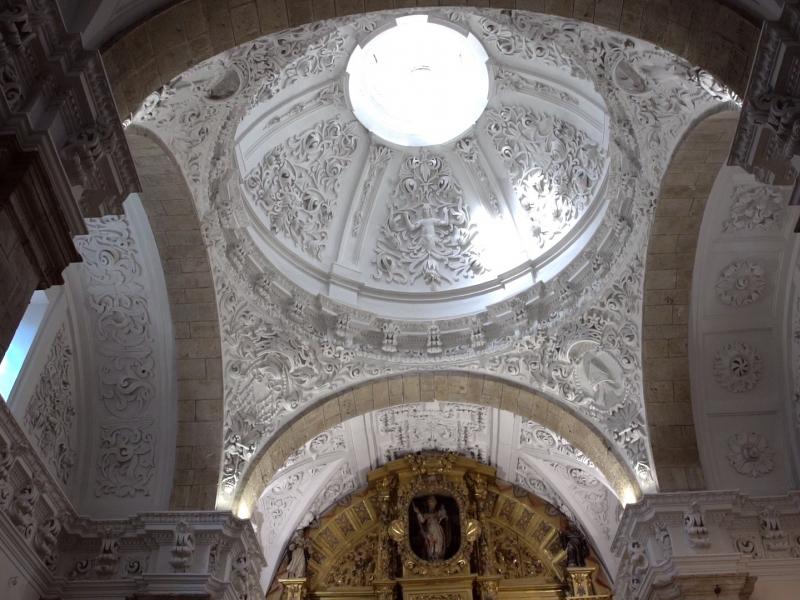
[347,15,490,147]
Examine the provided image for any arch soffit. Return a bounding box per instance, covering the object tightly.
[641,109,742,492]
[236,371,640,517]
[125,125,225,510]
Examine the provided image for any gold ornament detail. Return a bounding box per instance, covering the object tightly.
[301,453,611,600]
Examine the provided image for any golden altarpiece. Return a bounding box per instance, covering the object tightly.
[276,454,611,600]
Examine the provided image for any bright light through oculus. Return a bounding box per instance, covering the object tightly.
[347,15,489,147]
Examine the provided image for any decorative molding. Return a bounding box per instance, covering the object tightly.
[351,144,393,241]
[728,1,800,196]
[715,260,767,306]
[712,342,763,392]
[726,432,775,478]
[23,324,76,485]
[72,206,168,504]
[372,402,490,463]
[614,491,800,600]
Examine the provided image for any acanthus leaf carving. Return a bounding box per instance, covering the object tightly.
[723,185,786,233]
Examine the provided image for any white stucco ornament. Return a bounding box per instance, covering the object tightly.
[127,6,736,508]
[347,15,489,147]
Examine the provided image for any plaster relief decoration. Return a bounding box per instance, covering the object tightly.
[726,432,775,478]
[518,421,594,468]
[723,185,786,233]
[243,118,358,259]
[683,502,710,548]
[373,153,484,287]
[74,210,165,503]
[485,106,605,249]
[372,401,490,462]
[715,260,767,306]
[127,7,732,507]
[712,342,763,392]
[23,324,76,485]
[759,506,788,551]
[96,421,156,497]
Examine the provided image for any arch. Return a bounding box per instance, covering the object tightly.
[235,371,640,517]
[642,109,740,491]
[101,1,759,118]
[126,126,225,509]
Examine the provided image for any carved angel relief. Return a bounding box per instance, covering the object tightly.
[373,153,485,288]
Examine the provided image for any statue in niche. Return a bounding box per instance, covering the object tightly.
[409,495,460,561]
[286,530,307,578]
[561,523,590,567]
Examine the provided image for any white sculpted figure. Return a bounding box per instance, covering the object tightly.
[286,530,307,578]
[414,496,448,560]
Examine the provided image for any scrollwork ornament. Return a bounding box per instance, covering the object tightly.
[713,342,763,392]
[24,325,76,484]
[715,260,767,306]
[95,422,156,497]
[726,432,775,478]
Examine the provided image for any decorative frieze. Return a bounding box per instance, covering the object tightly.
[729,1,800,201]
[614,491,800,600]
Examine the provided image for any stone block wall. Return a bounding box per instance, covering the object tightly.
[101,0,759,118]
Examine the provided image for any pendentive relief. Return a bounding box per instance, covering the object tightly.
[274,453,611,600]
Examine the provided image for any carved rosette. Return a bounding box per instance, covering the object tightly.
[726,432,775,478]
[713,342,763,393]
[715,260,767,306]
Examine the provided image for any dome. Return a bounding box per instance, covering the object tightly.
[233,12,610,321]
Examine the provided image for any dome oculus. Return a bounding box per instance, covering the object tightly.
[346,15,490,147]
